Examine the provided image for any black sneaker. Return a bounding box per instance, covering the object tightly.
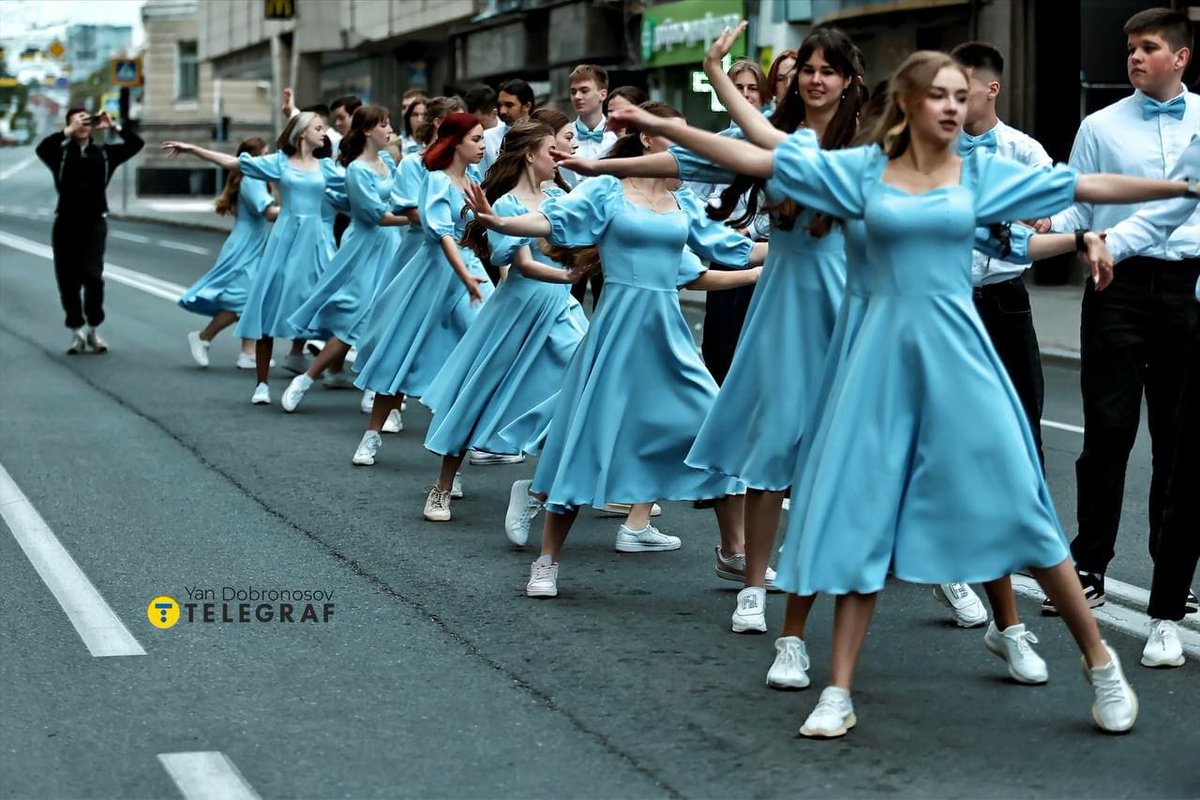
[1186,590,1198,615]
[1041,570,1105,616]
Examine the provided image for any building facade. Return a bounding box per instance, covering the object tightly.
[66,24,134,79]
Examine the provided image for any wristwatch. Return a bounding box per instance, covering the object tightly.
[1185,177,1199,199]
[1074,229,1089,251]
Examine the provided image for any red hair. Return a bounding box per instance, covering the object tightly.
[422,112,480,171]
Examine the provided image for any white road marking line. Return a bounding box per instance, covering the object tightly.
[158,752,261,800]
[1011,575,1200,657]
[0,462,146,658]
[109,230,152,244]
[159,240,210,255]
[0,231,186,302]
[1042,419,1085,435]
[0,155,38,181]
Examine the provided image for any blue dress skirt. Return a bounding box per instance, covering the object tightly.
[423,189,588,457]
[178,177,275,317]
[507,176,753,514]
[233,152,339,340]
[352,169,494,397]
[769,131,1078,595]
[288,154,401,344]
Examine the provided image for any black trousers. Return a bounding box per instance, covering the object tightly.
[571,271,604,311]
[52,215,107,329]
[333,212,351,248]
[701,277,755,386]
[1146,308,1200,620]
[973,276,1045,467]
[1071,257,1200,575]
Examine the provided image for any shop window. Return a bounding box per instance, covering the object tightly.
[176,40,198,101]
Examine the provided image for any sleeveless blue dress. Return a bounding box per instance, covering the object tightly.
[352,169,494,397]
[178,177,274,317]
[423,189,589,457]
[232,152,340,340]
[770,131,1077,595]
[287,153,401,344]
[516,176,752,514]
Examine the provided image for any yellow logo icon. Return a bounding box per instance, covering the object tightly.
[148,595,181,629]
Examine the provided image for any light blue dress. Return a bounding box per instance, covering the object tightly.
[514,176,752,514]
[178,177,274,317]
[233,152,340,340]
[352,169,494,397]
[771,131,1077,595]
[287,154,401,344]
[423,189,589,457]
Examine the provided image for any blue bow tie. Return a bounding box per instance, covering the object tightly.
[1142,93,1187,121]
[956,128,997,156]
[575,121,605,143]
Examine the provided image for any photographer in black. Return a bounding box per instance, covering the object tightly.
[36,108,144,353]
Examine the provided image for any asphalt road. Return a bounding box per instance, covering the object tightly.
[1,144,1196,799]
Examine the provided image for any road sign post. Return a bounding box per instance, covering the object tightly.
[111,57,142,88]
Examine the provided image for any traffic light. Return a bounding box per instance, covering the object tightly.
[264,0,296,20]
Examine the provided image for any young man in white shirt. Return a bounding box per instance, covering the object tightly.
[465,84,502,173]
[482,79,535,176]
[1046,7,1200,617]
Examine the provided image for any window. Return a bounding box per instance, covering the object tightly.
[176,40,198,101]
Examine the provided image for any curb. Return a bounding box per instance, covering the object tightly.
[1039,346,1082,366]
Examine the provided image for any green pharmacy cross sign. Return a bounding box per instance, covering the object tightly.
[641,0,746,69]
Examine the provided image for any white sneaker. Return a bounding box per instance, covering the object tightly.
[251,382,271,405]
[467,450,526,465]
[281,353,307,374]
[423,486,452,522]
[526,555,558,598]
[1141,619,1185,668]
[600,502,661,517]
[984,622,1048,684]
[614,523,680,553]
[381,409,403,433]
[322,369,355,389]
[505,479,541,547]
[731,587,767,634]
[281,373,313,413]
[188,331,210,367]
[85,326,107,353]
[714,547,779,591]
[934,583,988,628]
[352,430,382,466]
[766,636,811,690]
[1083,642,1138,733]
[450,472,463,499]
[236,352,256,370]
[66,329,87,355]
[360,390,375,414]
[799,686,856,739]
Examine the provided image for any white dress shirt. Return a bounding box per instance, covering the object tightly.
[558,116,618,188]
[959,119,1054,285]
[481,122,508,175]
[1050,89,1200,261]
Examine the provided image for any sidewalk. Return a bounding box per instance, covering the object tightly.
[112,197,1084,362]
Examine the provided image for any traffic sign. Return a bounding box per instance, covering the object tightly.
[111,57,142,87]
[48,40,65,59]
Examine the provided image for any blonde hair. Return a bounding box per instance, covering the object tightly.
[276,111,320,155]
[866,50,967,158]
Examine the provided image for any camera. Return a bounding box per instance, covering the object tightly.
[89,114,102,125]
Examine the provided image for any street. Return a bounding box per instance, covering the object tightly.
[1,143,1196,798]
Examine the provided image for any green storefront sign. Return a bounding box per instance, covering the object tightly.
[641,0,746,69]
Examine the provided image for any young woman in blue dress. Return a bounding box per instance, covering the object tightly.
[163,112,341,405]
[419,119,589,521]
[465,102,769,599]
[349,112,492,467]
[280,105,412,413]
[180,136,278,369]
[610,48,1199,738]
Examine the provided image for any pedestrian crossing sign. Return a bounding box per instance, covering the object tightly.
[111,57,142,87]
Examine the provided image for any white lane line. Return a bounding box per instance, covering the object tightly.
[0,155,38,181]
[1042,419,1085,435]
[159,240,210,255]
[158,752,261,800]
[1011,575,1200,657]
[0,462,146,658]
[110,230,152,244]
[0,231,186,302]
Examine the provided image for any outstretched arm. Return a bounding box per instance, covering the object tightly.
[161,141,240,171]
[607,108,774,178]
[1027,230,1113,289]
[465,182,552,236]
[702,22,786,148]
[1075,173,1194,205]
[552,150,680,179]
[685,266,762,291]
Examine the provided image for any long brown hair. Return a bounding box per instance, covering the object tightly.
[414,96,467,147]
[338,104,391,167]
[865,50,966,158]
[530,108,574,192]
[215,137,268,216]
[461,120,558,264]
[712,27,868,237]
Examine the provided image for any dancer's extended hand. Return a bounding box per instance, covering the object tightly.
[464,182,502,229]
[161,140,195,158]
[704,22,748,72]
[1080,231,1113,291]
